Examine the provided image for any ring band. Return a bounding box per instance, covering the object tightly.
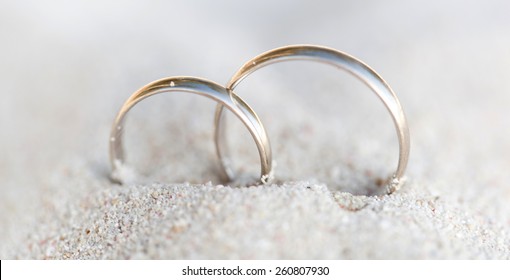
[110,77,272,184]
[215,45,410,193]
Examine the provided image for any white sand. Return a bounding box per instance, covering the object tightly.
[1,1,510,259]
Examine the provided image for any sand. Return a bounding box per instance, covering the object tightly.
[1,0,510,259]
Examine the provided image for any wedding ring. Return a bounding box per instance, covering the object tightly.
[110,77,272,184]
[215,45,410,193]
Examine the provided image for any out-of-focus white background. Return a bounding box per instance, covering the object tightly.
[1,0,510,259]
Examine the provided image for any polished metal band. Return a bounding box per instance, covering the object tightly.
[215,45,410,193]
[109,77,272,184]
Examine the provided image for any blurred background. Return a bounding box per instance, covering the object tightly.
[1,0,510,258]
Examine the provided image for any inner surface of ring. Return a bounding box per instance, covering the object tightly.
[215,45,409,194]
